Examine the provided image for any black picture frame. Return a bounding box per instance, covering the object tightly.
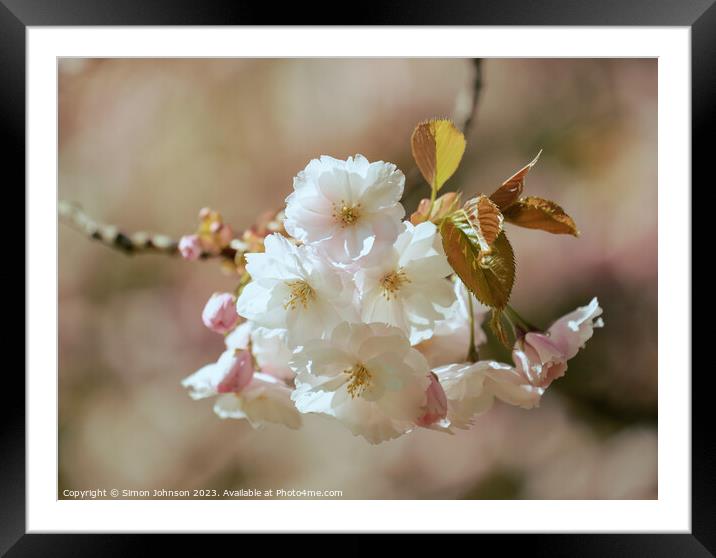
[5,0,707,553]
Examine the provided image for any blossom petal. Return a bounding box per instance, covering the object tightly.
[214,374,301,429]
[548,297,604,359]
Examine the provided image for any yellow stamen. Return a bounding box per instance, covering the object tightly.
[284,280,315,310]
[332,200,362,227]
[345,363,373,399]
[380,268,410,300]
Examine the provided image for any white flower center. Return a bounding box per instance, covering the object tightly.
[284,280,315,310]
[379,268,410,300]
[332,200,362,227]
[344,363,373,399]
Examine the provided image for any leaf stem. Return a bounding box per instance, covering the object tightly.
[505,304,542,334]
[466,282,479,362]
[503,310,519,341]
[427,183,438,217]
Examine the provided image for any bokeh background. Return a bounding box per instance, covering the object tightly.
[58,58,657,499]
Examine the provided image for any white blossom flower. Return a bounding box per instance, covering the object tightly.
[290,322,430,444]
[250,326,295,381]
[284,155,405,264]
[415,278,488,367]
[424,302,604,432]
[236,234,355,345]
[513,297,604,389]
[213,374,302,429]
[224,320,252,351]
[225,321,295,381]
[432,361,544,430]
[182,353,301,430]
[355,221,455,344]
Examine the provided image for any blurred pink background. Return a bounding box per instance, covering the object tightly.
[58,58,657,499]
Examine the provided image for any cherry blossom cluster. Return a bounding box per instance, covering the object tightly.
[181,154,603,444]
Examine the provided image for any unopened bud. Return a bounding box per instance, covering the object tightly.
[179,234,202,261]
[202,292,239,334]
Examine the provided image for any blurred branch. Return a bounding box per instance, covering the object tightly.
[400,58,484,213]
[58,200,236,260]
[59,59,483,258]
[59,199,179,256]
[461,59,484,140]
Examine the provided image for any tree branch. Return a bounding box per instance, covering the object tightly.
[59,200,237,260]
[59,200,177,256]
[59,59,484,258]
[461,58,484,141]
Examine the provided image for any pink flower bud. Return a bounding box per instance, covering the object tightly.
[202,292,239,334]
[215,223,233,247]
[513,333,567,389]
[216,349,254,394]
[179,234,202,261]
[416,372,448,427]
[198,207,212,220]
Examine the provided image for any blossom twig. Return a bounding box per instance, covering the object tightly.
[461,58,484,141]
[58,200,236,259]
